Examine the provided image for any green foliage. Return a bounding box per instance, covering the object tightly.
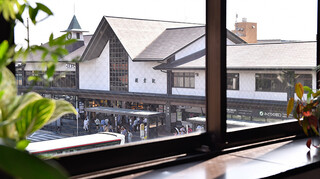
[0,145,68,178]
[0,0,78,177]
[287,82,320,149]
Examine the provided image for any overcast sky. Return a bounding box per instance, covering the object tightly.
[14,0,317,47]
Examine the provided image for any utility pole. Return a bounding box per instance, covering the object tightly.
[27,18,30,48]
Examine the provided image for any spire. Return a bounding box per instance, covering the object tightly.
[65,15,82,32]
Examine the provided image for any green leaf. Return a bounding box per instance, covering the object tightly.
[312,90,320,98]
[28,6,38,24]
[302,117,309,136]
[295,83,304,100]
[0,67,17,108]
[15,98,55,139]
[0,92,43,127]
[0,40,9,63]
[0,145,68,178]
[36,3,53,16]
[47,100,77,124]
[46,64,55,79]
[16,139,30,151]
[287,98,294,117]
[303,86,312,93]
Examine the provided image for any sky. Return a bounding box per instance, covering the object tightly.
[14,0,317,47]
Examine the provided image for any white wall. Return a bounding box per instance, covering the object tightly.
[227,39,235,45]
[227,70,316,102]
[79,41,110,90]
[172,70,205,96]
[129,57,167,94]
[175,36,205,60]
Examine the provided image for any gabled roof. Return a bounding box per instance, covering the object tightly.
[154,41,316,71]
[227,29,247,44]
[18,35,92,63]
[154,49,205,70]
[134,26,205,61]
[81,16,203,62]
[227,41,316,70]
[62,15,88,32]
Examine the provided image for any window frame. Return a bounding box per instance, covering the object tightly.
[5,0,317,177]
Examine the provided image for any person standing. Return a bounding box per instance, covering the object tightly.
[128,130,133,143]
[83,117,89,132]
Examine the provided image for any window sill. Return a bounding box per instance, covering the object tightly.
[99,137,320,178]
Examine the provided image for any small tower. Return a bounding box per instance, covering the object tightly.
[61,15,88,52]
[62,15,87,41]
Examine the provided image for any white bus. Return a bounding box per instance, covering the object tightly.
[26,132,125,155]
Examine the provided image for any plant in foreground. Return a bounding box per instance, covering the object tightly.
[287,82,320,149]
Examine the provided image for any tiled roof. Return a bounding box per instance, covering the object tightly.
[154,41,316,70]
[227,41,316,70]
[105,16,204,60]
[134,26,205,61]
[18,35,92,62]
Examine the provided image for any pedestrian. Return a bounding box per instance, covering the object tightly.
[95,118,101,132]
[83,117,89,131]
[128,130,133,143]
[121,126,127,136]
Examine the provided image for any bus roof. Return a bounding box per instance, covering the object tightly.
[26,132,125,153]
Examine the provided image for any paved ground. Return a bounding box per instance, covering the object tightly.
[39,118,170,143]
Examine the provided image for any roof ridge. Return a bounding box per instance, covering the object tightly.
[103,15,203,25]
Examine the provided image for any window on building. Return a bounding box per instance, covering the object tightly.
[173,72,195,88]
[76,33,80,39]
[296,74,312,88]
[110,33,128,92]
[255,73,287,92]
[227,73,239,90]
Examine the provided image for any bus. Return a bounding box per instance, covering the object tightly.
[26,132,125,155]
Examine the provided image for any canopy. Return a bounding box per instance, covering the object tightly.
[84,106,164,118]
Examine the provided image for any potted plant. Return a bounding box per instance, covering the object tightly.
[0,1,77,178]
[287,82,320,149]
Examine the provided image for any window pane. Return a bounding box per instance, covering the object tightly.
[15,0,206,155]
[227,0,317,131]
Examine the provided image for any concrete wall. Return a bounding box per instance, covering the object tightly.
[79,41,110,90]
[175,36,205,60]
[129,57,167,94]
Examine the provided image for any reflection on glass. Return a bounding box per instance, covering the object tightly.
[226,0,317,131]
[15,0,206,155]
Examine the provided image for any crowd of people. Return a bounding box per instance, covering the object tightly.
[83,114,144,143]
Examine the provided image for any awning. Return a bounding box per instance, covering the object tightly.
[84,106,164,118]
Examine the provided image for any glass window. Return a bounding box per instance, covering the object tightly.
[227,0,317,131]
[255,73,287,92]
[173,72,195,88]
[227,73,239,90]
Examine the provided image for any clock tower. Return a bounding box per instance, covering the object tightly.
[61,15,88,52]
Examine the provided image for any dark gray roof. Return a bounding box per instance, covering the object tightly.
[154,49,205,70]
[62,15,87,32]
[227,29,247,44]
[134,26,205,61]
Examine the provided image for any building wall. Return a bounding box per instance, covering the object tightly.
[227,39,235,45]
[129,57,167,94]
[79,41,110,90]
[227,70,316,101]
[175,36,205,60]
[172,70,205,96]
